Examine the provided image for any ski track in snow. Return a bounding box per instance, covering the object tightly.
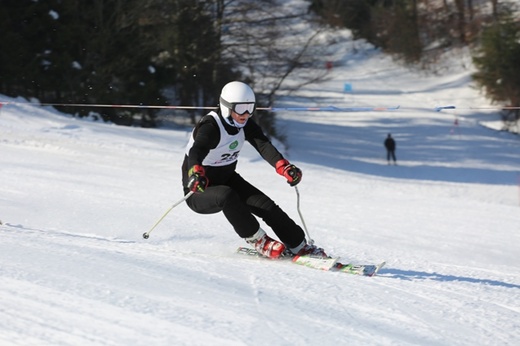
[1,217,519,345]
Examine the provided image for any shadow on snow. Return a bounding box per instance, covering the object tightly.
[380,268,520,289]
[282,115,519,185]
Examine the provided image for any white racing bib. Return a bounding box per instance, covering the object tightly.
[186,112,245,167]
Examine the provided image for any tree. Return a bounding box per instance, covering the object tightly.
[370,0,423,63]
[472,12,520,108]
[0,0,63,97]
[307,0,372,40]
[215,0,334,136]
[0,0,236,126]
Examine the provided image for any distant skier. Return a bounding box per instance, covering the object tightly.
[182,81,327,259]
[384,133,397,164]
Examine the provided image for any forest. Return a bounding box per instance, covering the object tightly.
[1,0,518,129]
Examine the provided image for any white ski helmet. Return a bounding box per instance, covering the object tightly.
[219,81,256,128]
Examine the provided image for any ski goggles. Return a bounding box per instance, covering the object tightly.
[220,98,256,115]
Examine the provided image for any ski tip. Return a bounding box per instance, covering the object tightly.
[371,261,386,276]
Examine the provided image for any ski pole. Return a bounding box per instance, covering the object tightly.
[294,186,314,245]
[142,191,194,239]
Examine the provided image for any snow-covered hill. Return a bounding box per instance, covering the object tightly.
[1,32,519,346]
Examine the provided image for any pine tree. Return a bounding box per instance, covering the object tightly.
[472,13,520,108]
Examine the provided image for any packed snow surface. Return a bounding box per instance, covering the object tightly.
[1,30,519,346]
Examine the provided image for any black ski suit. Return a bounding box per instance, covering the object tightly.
[182,110,305,248]
[384,135,397,163]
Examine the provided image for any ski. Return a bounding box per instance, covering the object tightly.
[236,247,385,277]
[292,254,340,271]
[331,261,386,277]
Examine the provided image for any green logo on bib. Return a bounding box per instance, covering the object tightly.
[229,140,239,149]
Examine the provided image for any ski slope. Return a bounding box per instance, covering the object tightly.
[1,36,519,346]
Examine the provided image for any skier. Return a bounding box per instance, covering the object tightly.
[384,133,397,164]
[182,81,326,259]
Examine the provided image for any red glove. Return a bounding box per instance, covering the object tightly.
[275,159,302,186]
[187,165,209,193]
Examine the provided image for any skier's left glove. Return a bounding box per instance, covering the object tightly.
[275,159,302,186]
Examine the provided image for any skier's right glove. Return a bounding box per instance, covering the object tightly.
[187,165,209,193]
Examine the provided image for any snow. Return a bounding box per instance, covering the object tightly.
[48,10,59,20]
[1,34,520,346]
